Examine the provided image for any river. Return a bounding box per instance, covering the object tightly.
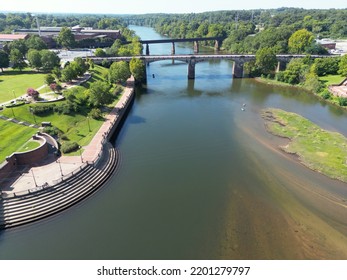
[0,25,347,260]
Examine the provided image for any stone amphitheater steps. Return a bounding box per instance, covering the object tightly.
[0,142,118,229]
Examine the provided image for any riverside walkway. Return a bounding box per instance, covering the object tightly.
[1,76,135,195]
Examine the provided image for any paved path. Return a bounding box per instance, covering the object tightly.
[1,77,135,195]
[329,79,347,98]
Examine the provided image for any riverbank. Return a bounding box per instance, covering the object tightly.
[1,76,135,195]
[255,76,347,108]
[262,108,347,183]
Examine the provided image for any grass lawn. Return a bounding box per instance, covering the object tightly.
[319,74,346,86]
[0,68,46,103]
[0,119,38,164]
[262,108,347,183]
[0,65,124,158]
[1,65,122,149]
[17,140,41,153]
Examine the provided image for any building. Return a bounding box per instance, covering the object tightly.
[0,34,29,49]
[13,26,121,48]
[317,39,336,50]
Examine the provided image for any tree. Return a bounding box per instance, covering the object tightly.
[26,88,39,100]
[288,29,314,54]
[27,49,42,70]
[277,58,309,84]
[94,48,107,57]
[338,55,347,77]
[40,50,60,71]
[10,48,26,70]
[26,35,47,50]
[61,64,78,82]
[0,50,9,72]
[45,74,55,85]
[255,47,278,76]
[85,81,112,107]
[56,27,75,49]
[108,61,131,84]
[52,67,62,80]
[130,58,145,82]
[9,39,27,57]
[314,57,340,76]
[304,65,322,93]
[73,57,89,76]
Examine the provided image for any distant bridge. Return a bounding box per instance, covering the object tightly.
[126,37,226,55]
[88,54,331,79]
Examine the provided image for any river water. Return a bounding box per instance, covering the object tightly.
[1,26,347,260]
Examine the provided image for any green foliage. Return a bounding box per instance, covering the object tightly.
[288,29,314,54]
[56,27,76,49]
[61,64,78,82]
[45,74,55,86]
[320,89,331,99]
[108,61,131,84]
[86,80,113,107]
[314,57,340,76]
[129,58,145,82]
[9,39,27,57]
[338,97,347,106]
[40,50,60,71]
[10,48,26,70]
[61,141,79,154]
[0,50,9,71]
[26,49,60,71]
[338,55,347,77]
[255,47,277,75]
[94,48,107,57]
[43,125,61,136]
[25,35,47,50]
[304,69,323,93]
[88,108,103,119]
[277,58,309,84]
[27,49,42,70]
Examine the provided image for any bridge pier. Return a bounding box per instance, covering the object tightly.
[232,60,244,78]
[194,41,199,54]
[146,44,150,56]
[171,42,175,55]
[215,40,221,51]
[276,60,288,72]
[188,58,196,79]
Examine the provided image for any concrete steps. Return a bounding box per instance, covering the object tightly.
[0,142,118,229]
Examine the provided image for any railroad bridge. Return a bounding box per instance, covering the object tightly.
[134,37,226,55]
[89,54,330,79]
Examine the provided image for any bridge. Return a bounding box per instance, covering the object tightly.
[126,37,226,55]
[89,54,331,79]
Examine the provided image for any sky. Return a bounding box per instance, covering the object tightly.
[1,0,347,14]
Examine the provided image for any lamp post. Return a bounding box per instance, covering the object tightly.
[10,107,15,118]
[31,169,38,187]
[12,90,16,100]
[29,107,37,124]
[87,116,91,132]
[57,159,63,177]
[78,146,83,163]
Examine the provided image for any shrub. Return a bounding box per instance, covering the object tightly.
[320,90,331,100]
[88,108,102,119]
[338,97,347,106]
[31,104,55,115]
[43,126,61,136]
[61,141,79,154]
[27,88,39,100]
